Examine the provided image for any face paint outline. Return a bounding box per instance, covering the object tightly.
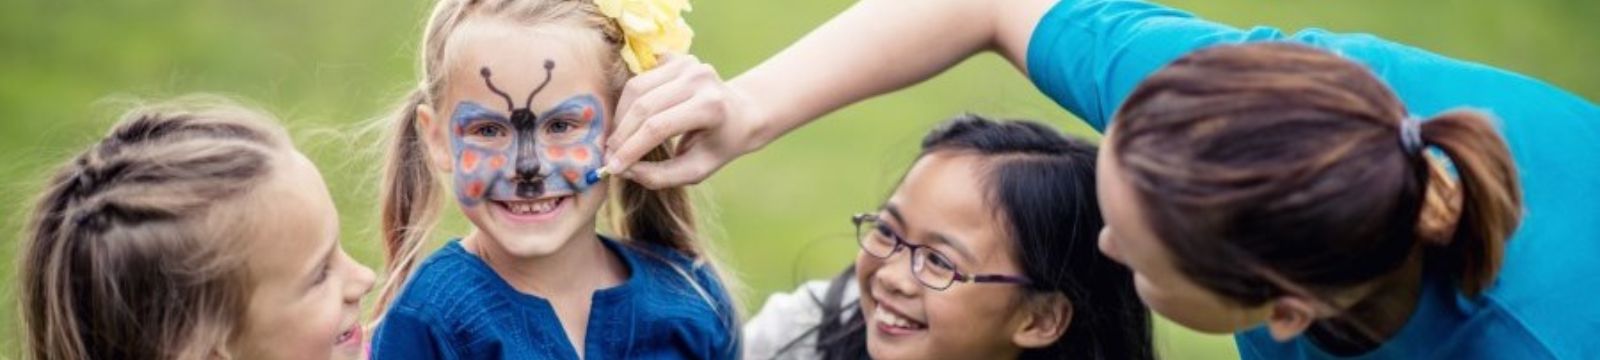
[449,101,512,207]
[535,95,605,189]
[448,60,607,208]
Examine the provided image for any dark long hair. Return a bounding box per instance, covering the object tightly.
[791,114,1154,360]
[1108,43,1521,308]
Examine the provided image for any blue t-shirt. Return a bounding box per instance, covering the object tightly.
[370,237,740,360]
[1027,0,1600,358]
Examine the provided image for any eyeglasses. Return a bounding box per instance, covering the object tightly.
[852,213,1033,291]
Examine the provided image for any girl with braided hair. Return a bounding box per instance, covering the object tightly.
[20,97,377,359]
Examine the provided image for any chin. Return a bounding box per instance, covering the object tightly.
[866,341,921,360]
[489,228,576,257]
[475,217,580,259]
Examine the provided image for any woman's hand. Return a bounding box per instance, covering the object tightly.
[604,0,1048,189]
[604,55,770,189]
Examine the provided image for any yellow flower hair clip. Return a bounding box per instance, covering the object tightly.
[595,0,693,73]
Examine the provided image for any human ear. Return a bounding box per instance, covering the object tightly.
[1265,296,1321,342]
[415,104,452,173]
[1011,292,1073,348]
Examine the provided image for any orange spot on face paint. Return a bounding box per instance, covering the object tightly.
[563,169,580,183]
[466,180,485,198]
[548,146,566,158]
[571,147,590,162]
[460,151,480,171]
[487,154,506,169]
[582,107,594,121]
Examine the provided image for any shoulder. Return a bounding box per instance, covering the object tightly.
[608,237,742,358]
[1233,293,1566,359]
[370,305,466,359]
[619,237,699,269]
[744,279,858,360]
[1475,292,1597,359]
[614,238,730,298]
[1027,0,1598,131]
[384,241,521,334]
[1292,29,1599,126]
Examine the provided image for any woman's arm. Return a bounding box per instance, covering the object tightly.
[727,0,1056,145]
[608,0,1577,188]
[603,0,1056,188]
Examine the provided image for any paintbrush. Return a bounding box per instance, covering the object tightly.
[581,167,609,188]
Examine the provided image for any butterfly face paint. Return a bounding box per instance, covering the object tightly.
[449,60,606,208]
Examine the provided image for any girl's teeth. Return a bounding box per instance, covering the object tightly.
[875,305,923,329]
[506,197,561,215]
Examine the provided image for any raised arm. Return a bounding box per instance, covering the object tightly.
[605,0,1571,189]
[603,0,1055,188]
[727,0,1055,144]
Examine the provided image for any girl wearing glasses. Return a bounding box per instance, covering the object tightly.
[744,115,1153,360]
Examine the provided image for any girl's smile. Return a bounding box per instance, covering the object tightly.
[871,300,929,337]
[335,322,362,351]
[490,194,574,223]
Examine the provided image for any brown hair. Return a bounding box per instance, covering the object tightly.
[20,98,292,359]
[1108,43,1522,306]
[373,0,733,319]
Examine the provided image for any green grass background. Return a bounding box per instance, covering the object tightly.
[2,0,1597,358]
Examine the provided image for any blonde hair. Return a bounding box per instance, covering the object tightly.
[20,97,292,359]
[373,0,738,323]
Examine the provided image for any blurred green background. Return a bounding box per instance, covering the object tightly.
[2,0,1597,358]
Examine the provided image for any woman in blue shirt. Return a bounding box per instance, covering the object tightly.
[603,0,1600,358]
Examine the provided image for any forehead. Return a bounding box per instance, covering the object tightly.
[896,153,987,207]
[1097,139,1173,259]
[1098,141,1141,235]
[441,19,611,112]
[240,151,337,281]
[890,153,1006,251]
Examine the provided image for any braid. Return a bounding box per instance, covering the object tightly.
[22,97,291,359]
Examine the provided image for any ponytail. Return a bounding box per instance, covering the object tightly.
[1418,110,1522,296]
[607,141,743,301]
[607,141,744,341]
[371,90,444,319]
[612,145,698,254]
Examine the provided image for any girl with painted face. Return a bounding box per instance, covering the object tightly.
[368,0,739,359]
[20,98,377,359]
[745,115,1153,360]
